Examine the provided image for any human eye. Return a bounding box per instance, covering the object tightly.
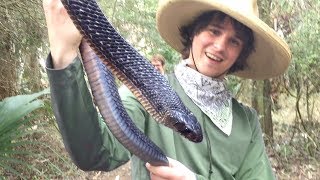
[230,38,242,47]
[210,27,221,36]
[206,26,220,36]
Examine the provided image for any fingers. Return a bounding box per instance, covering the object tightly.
[42,0,82,69]
[43,0,66,18]
[146,162,175,178]
[149,172,168,180]
[43,0,69,32]
[146,158,196,180]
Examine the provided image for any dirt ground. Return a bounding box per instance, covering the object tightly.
[84,162,131,180]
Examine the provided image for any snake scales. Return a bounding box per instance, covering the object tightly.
[61,0,203,166]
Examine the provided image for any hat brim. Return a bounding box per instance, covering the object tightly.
[156,0,291,80]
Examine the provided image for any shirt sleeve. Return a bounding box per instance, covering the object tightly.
[46,54,130,171]
[234,107,276,180]
[195,174,209,180]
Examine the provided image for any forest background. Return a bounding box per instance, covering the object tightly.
[0,0,319,179]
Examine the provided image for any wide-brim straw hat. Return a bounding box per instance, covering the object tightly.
[156,0,291,80]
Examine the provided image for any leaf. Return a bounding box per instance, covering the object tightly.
[0,88,49,122]
[0,89,50,178]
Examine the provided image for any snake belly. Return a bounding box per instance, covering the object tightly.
[80,41,169,165]
[61,0,203,166]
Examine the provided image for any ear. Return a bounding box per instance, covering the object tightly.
[189,36,193,42]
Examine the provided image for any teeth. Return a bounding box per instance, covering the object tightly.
[206,52,222,62]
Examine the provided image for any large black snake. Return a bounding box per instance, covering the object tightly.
[61,0,203,166]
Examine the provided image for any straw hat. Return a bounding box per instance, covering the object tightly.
[156,0,291,80]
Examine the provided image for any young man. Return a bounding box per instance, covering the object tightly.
[43,0,291,179]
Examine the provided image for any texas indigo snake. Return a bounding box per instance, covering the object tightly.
[61,0,203,166]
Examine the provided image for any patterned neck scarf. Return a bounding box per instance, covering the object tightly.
[175,61,233,136]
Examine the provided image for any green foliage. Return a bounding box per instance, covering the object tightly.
[0,89,49,179]
[272,0,320,93]
[269,0,320,158]
[225,76,244,97]
[288,1,320,69]
[97,0,180,73]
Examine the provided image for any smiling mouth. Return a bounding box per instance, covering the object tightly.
[205,52,222,62]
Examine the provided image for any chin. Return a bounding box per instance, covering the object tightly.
[205,72,225,79]
[200,71,214,77]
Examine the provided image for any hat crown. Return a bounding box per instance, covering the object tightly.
[218,0,259,17]
[158,0,259,17]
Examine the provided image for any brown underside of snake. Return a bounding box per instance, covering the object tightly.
[61,0,203,166]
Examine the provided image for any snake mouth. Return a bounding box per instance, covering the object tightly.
[174,122,203,143]
[168,110,203,143]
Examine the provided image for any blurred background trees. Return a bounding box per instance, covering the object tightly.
[0,0,46,100]
[0,0,319,179]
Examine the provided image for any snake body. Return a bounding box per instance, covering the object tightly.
[61,0,203,166]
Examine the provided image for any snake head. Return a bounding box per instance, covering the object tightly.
[166,110,203,143]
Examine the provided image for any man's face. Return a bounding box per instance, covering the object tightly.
[151,60,165,75]
[187,17,244,79]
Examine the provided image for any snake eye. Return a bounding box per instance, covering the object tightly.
[179,127,192,134]
[167,110,203,143]
[173,122,202,143]
[178,127,194,139]
[174,122,189,132]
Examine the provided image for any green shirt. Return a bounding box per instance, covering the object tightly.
[46,56,276,180]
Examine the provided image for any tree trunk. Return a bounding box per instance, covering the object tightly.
[0,14,19,100]
[263,79,273,143]
[251,79,273,144]
[250,0,274,143]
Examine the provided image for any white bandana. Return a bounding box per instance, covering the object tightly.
[175,61,233,136]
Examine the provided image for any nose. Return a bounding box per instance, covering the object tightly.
[213,36,227,51]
